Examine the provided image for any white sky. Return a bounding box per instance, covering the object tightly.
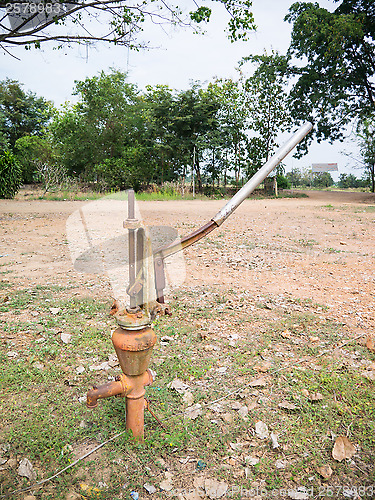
[0,0,362,179]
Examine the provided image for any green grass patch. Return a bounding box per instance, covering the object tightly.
[0,282,374,498]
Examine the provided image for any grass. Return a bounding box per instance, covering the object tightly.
[134,191,211,201]
[15,185,311,203]
[40,191,104,201]
[0,282,374,499]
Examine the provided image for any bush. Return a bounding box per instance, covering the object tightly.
[337,173,368,189]
[0,150,22,198]
[312,172,334,187]
[276,174,291,189]
[93,147,154,192]
[14,136,54,184]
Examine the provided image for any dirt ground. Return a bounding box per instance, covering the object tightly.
[1,189,374,333]
[1,189,375,499]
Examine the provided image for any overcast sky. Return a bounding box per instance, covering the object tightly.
[1,0,361,178]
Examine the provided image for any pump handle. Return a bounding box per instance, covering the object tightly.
[156,122,312,262]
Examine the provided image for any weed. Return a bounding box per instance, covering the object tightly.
[324,247,341,254]
[297,238,318,247]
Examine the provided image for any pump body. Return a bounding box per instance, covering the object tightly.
[86,122,313,440]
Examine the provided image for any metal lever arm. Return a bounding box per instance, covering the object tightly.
[156,122,312,261]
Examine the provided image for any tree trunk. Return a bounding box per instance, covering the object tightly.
[234,142,239,184]
[212,149,215,189]
[181,165,186,197]
[196,155,202,192]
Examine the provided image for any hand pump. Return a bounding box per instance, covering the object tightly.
[86,122,312,440]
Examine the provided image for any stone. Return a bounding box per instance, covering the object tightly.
[33,362,44,370]
[60,333,72,344]
[204,478,228,499]
[168,378,189,394]
[185,403,202,420]
[245,456,259,466]
[65,492,81,500]
[255,421,269,439]
[6,351,18,358]
[144,483,157,494]
[17,458,36,482]
[275,459,286,469]
[238,406,248,419]
[182,391,194,406]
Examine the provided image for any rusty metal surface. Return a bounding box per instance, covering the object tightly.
[126,396,145,440]
[149,301,171,319]
[87,369,153,441]
[124,370,154,440]
[113,344,154,376]
[113,327,156,376]
[86,376,130,408]
[114,307,150,329]
[112,326,156,353]
[155,220,218,260]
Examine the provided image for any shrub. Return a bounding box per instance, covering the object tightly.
[276,174,291,189]
[14,135,54,184]
[93,147,154,192]
[0,150,22,198]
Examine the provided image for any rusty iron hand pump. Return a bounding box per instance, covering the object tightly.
[86,122,312,440]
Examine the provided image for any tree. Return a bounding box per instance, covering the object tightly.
[0,110,9,149]
[14,135,55,183]
[356,117,375,192]
[337,173,367,188]
[312,172,334,188]
[172,83,221,191]
[94,147,155,191]
[211,78,249,185]
[0,78,53,146]
[285,1,375,151]
[286,167,314,187]
[242,52,290,178]
[276,174,291,189]
[50,70,144,177]
[0,0,255,54]
[142,85,183,185]
[0,149,22,198]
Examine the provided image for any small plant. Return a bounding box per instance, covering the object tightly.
[0,149,22,198]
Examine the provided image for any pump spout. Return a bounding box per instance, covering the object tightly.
[87,376,130,408]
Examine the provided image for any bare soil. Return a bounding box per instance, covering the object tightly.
[1,189,374,333]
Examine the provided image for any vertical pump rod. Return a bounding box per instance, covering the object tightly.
[127,190,136,308]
